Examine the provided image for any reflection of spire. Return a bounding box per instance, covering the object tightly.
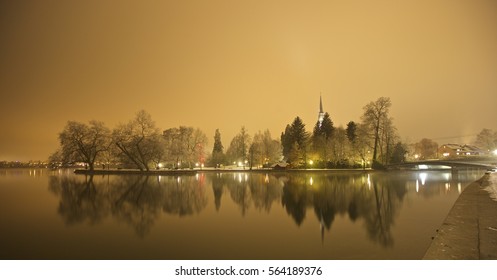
[318,94,325,127]
[319,210,325,245]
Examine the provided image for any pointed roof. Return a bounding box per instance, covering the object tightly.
[319,94,323,113]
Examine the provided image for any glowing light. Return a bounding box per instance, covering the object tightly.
[418,164,428,170]
[443,173,451,181]
[442,152,450,157]
[309,160,314,166]
[309,177,314,186]
[414,154,419,159]
[416,180,419,193]
[419,172,427,185]
[458,183,462,194]
[493,149,497,156]
[158,163,163,168]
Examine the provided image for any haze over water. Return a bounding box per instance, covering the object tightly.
[0,168,485,259]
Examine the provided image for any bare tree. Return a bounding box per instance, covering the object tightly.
[163,126,208,168]
[112,110,162,171]
[474,128,497,152]
[414,138,439,159]
[353,123,373,169]
[226,126,251,167]
[58,120,111,170]
[361,97,392,168]
[250,130,282,168]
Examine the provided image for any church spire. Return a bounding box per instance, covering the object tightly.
[318,94,325,127]
[319,94,323,114]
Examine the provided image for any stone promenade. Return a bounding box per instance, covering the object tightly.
[423,172,497,259]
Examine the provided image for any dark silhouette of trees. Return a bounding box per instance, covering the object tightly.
[281,117,310,168]
[346,121,357,143]
[112,110,164,171]
[361,97,396,168]
[210,129,225,167]
[226,126,251,167]
[58,120,111,170]
[311,113,334,166]
[414,138,439,159]
[390,142,407,164]
[162,126,208,168]
[249,130,282,168]
[474,128,497,152]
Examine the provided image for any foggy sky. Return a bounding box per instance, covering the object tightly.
[1,0,496,161]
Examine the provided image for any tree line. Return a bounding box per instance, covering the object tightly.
[279,96,406,169]
[51,97,410,171]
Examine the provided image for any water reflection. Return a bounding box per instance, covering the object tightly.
[47,170,482,247]
[49,174,208,237]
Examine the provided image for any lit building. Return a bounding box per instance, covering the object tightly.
[438,144,484,157]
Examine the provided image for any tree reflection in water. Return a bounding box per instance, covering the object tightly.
[109,175,164,238]
[48,175,109,225]
[161,175,208,216]
[49,174,208,238]
[48,172,407,246]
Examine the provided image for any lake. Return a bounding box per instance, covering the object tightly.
[0,168,485,259]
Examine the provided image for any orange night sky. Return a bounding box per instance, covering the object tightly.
[1,0,496,161]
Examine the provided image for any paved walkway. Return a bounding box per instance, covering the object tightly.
[423,172,497,259]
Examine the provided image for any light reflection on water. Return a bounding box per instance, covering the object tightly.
[0,168,485,259]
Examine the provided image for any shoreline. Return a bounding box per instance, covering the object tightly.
[71,166,487,176]
[72,167,381,176]
[73,169,198,176]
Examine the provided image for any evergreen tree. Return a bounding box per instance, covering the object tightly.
[311,113,334,165]
[313,113,334,140]
[346,121,357,143]
[281,116,309,167]
[390,142,407,164]
[211,129,225,167]
[287,142,302,167]
[281,125,293,159]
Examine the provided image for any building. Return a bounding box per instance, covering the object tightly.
[318,94,325,127]
[438,144,484,157]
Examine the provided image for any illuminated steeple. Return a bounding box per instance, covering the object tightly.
[318,94,325,127]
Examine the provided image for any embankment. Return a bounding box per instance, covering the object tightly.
[423,172,497,259]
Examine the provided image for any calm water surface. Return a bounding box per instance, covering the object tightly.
[0,168,485,259]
